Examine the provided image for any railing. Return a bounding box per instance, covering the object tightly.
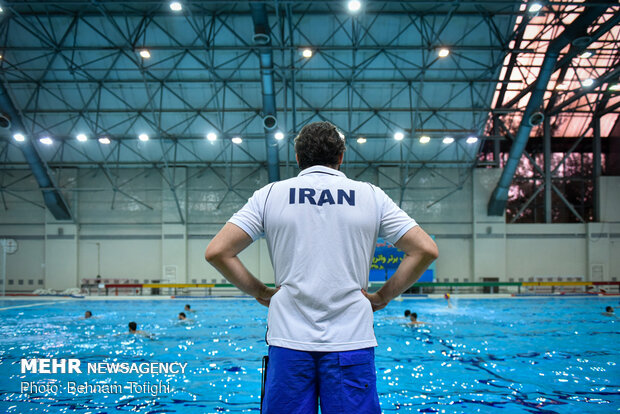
[99,281,620,296]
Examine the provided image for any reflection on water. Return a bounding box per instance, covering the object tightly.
[0,298,618,413]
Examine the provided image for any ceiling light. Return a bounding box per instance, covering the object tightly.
[206,132,217,142]
[99,137,111,144]
[438,48,450,58]
[0,7,3,13]
[348,0,361,12]
[231,137,242,144]
[394,132,404,141]
[528,3,543,13]
[555,82,569,90]
[138,133,149,142]
[609,84,620,91]
[139,49,151,59]
[357,137,367,144]
[443,136,454,144]
[466,136,479,144]
[419,136,431,144]
[169,1,182,11]
[274,131,284,140]
[40,137,53,145]
[579,51,593,59]
[302,48,313,58]
[582,78,594,87]
[76,133,88,142]
[13,133,25,142]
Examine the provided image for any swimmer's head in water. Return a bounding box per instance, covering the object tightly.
[178,312,186,320]
[410,313,417,321]
[606,306,614,313]
[128,321,137,332]
[184,304,191,310]
[404,310,411,317]
[444,293,450,299]
[84,311,92,319]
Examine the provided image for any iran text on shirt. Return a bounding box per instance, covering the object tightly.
[288,188,355,206]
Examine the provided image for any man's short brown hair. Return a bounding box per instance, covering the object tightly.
[294,121,346,170]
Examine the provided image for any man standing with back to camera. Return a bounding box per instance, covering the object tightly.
[205,121,438,413]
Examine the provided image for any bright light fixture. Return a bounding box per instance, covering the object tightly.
[302,48,313,58]
[40,137,53,145]
[76,133,87,142]
[138,133,149,142]
[139,49,151,59]
[466,136,479,144]
[609,84,620,91]
[443,136,455,144]
[579,51,593,59]
[394,132,404,141]
[13,133,26,142]
[357,137,367,144]
[169,1,182,11]
[438,48,450,58]
[582,78,594,87]
[348,0,361,12]
[555,82,569,90]
[419,136,431,144]
[0,7,3,13]
[99,137,111,144]
[274,131,284,140]
[529,3,543,12]
[231,137,242,144]
[207,132,217,142]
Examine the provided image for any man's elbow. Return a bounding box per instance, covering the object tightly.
[204,244,223,264]
[423,241,439,262]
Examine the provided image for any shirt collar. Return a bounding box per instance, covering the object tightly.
[298,165,346,178]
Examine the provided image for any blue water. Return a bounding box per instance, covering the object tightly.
[0,298,618,413]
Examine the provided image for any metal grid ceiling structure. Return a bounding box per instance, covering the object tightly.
[0,0,618,223]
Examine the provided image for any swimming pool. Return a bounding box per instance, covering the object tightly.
[0,297,617,413]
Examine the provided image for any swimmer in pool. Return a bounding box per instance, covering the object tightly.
[184,304,196,313]
[84,311,92,319]
[408,312,428,325]
[603,306,616,317]
[444,293,453,308]
[386,309,411,320]
[178,312,187,320]
[128,321,151,337]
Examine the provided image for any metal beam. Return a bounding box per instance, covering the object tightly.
[543,116,552,222]
[250,3,280,182]
[500,9,620,110]
[593,115,601,222]
[487,2,609,216]
[0,84,73,220]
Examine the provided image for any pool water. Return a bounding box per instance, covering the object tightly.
[0,297,618,413]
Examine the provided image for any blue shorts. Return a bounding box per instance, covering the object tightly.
[262,346,381,414]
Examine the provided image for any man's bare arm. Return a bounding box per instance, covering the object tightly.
[205,223,278,307]
[363,226,438,311]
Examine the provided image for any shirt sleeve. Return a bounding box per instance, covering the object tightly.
[375,187,418,245]
[227,184,273,241]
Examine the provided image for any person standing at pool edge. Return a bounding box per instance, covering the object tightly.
[205,121,438,413]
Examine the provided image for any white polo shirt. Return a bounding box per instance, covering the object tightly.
[228,165,417,352]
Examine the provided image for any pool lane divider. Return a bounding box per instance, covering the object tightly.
[0,300,68,311]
